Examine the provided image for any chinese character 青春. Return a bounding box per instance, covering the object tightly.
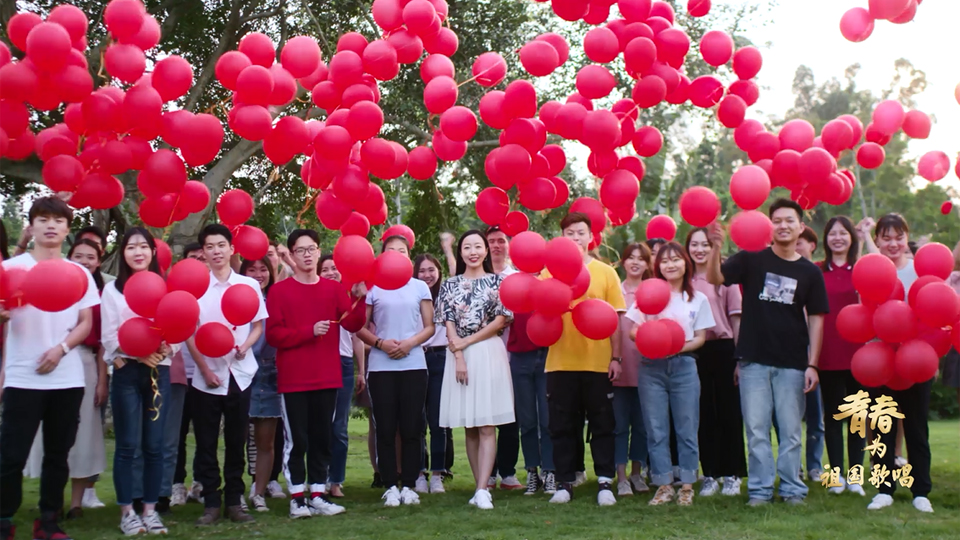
[868,395,905,434]
[833,390,871,438]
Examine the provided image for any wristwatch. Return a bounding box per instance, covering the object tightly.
[60,342,71,355]
[611,357,622,363]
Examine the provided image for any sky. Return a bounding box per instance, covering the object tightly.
[736,0,960,189]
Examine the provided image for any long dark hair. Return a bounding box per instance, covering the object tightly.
[414,253,443,301]
[454,230,494,276]
[822,216,859,270]
[619,242,653,280]
[240,255,276,297]
[115,227,161,294]
[654,241,695,301]
[68,238,105,293]
[0,220,8,260]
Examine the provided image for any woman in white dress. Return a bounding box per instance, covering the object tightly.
[435,230,514,510]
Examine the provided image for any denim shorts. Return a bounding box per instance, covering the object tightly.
[249,360,282,418]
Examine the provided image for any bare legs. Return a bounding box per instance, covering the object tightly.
[465,426,497,491]
[69,478,93,509]
[253,418,278,497]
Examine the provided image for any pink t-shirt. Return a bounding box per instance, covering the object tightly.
[615,281,642,388]
[691,273,742,341]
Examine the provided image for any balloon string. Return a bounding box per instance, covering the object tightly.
[337,296,364,322]
[457,62,500,88]
[297,190,320,227]
[148,366,162,422]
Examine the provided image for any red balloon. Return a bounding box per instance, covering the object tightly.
[151,55,193,102]
[679,186,720,227]
[519,177,557,212]
[631,75,667,109]
[420,54,454,83]
[729,211,773,251]
[632,126,663,157]
[581,111,620,152]
[234,225,269,261]
[798,147,836,186]
[836,304,877,344]
[155,290,200,343]
[535,278,573,317]
[314,190,351,231]
[475,187,509,226]
[423,76,457,114]
[914,242,953,279]
[636,319,673,359]
[0,266,27,309]
[864,123,892,146]
[119,317,162,358]
[104,43,146,83]
[340,212,370,237]
[439,106,478,142]
[519,40,560,77]
[527,312,564,347]
[215,189,253,226]
[902,110,931,139]
[874,300,918,343]
[821,119,855,155]
[917,151,950,182]
[872,100,904,135]
[584,27,620,63]
[853,253,898,304]
[918,322,951,358]
[907,275,943,308]
[432,130,466,162]
[21,259,86,312]
[600,169,640,210]
[624,37,657,74]
[502,211,531,236]
[280,35,321,78]
[894,339,938,384]
[732,46,762,80]
[544,237,584,285]
[688,0,711,17]
[572,299,618,340]
[123,271,167,319]
[570,264,591,300]
[943,201,954,215]
[42,155,84,192]
[717,95,746,128]
[779,119,816,153]
[856,143,885,169]
[840,7,875,43]
[688,76,724,108]
[699,30,733,67]
[915,282,960,328]
[166,258,211,299]
[510,231,547,274]
[154,240,173,275]
[869,0,911,20]
[407,146,437,180]
[26,22,72,72]
[576,65,616,100]
[221,283,260,327]
[851,341,895,387]
[386,29,423,64]
[636,278,670,315]
[471,52,507,87]
[215,51,251,90]
[372,0,404,31]
[334,235,376,284]
[195,322,236,358]
[645,214,676,241]
[730,165,771,210]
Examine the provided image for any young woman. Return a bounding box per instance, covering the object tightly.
[101,227,175,534]
[318,254,366,499]
[614,243,653,496]
[414,253,455,493]
[357,236,435,507]
[626,242,715,507]
[817,216,866,496]
[859,214,933,513]
[435,230,514,510]
[686,229,746,497]
[241,256,280,512]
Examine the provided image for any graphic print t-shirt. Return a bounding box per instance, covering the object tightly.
[720,248,829,370]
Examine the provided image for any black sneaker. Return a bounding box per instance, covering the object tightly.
[156,496,171,515]
[33,517,72,540]
[371,472,384,488]
[524,469,541,495]
[132,498,144,515]
[65,508,83,520]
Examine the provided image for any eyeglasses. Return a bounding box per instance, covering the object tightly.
[294,246,318,256]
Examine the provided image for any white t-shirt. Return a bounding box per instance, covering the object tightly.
[191,271,268,395]
[101,280,173,366]
[338,327,354,358]
[423,324,448,348]
[366,279,432,372]
[625,289,716,342]
[897,259,918,298]
[2,254,100,390]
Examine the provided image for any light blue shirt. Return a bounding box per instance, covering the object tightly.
[366,279,432,372]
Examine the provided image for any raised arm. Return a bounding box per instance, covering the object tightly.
[706,222,726,286]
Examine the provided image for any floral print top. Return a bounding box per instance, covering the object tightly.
[435,274,513,338]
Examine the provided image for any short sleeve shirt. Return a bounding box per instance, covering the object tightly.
[367,279,432,372]
[625,290,716,342]
[434,274,513,338]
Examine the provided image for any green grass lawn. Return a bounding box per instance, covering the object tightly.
[15,420,960,539]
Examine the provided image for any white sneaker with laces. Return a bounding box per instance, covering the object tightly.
[170,483,188,506]
[469,488,494,510]
[597,488,617,506]
[573,471,587,487]
[542,472,557,495]
[868,493,894,510]
[617,480,633,496]
[309,495,345,516]
[414,475,429,494]
[828,478,847,495]
[82,487,106,508]
[549,487,571,504]
[400,487,420,505]
[119,510,146,536]
[382,486,401,507]
[429,474,445,493]
[289,499,311,519]
[700,477,720,497]
[487,476,497,489]
[913,496,933,513]
[721,477,742,496]
[188,481,204,502]
[141,511,167,535]
[894,456,908,469]
[848,483,866,496]
[267,480,287,499]
[250,493,269,512]
[240,494,249,512]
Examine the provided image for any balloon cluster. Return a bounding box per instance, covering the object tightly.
[629,278,686,359]
[838,245,954,389]
[328,223,417,291]
[216,189,269,261]
[840,0,924,43]
[0,259,89,312]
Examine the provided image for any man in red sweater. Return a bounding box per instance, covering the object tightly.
[266,229,366,519]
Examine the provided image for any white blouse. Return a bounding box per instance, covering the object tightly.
[101,280,177,366]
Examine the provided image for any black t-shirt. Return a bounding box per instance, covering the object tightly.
[721,248,829,370]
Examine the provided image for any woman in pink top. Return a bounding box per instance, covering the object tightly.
[614,243,653,496]
[686,228,746,497]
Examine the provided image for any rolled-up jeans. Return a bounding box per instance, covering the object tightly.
[637,355,699,486]
[739,362,808,501]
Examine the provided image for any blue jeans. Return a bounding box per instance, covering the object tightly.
[112,362,171,506]
[328,356,355,485]
[160,383,186,498]
[739,362,808,500]
[804,386,824,473]
[424,348,451,472]
[510,348,553,472]
[637,355,699,486]
[612,386,647,467]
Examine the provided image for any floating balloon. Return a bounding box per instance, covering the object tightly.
[544,236,584,285]
[123,270,167,319]
[527,312,564,347]
[914,242,953,279]
[851,341,895,387]
[856,143,885,169]
[118,317,162,358]
[729,211,773,252]
[572,299,618,340]
[636,320,673,359]
[873,300,917,343]
[730,165,771,211]
[195,322,236,358]
[21,259,86,312]
[840,7,875,42]
[510,231,547,274]
[917,151,950,182]
[894,339,938,384]
[679,186,720,227]
[636,278,670,315]
[166,258,210,299]
[155,290,200,343]
[836,304,876,344]
[374,250,413,290]
[645,214,676,241]
[499,272,538,313]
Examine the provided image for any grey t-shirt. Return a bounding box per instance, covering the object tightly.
[897,259,918,297]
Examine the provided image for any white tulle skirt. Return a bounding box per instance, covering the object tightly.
[439,336,515,429]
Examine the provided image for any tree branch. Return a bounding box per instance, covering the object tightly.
[466,140,501,148]
[0,157,43,184]
[298,0,330,51]
[241,5,284,25]
[385,115,431,143]
[183,0,244,113]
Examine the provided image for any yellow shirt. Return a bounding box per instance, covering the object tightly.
[542,259,627,373]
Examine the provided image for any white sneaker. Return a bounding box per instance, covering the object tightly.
[81,487,106,508]
[309,495,345,516]
[400,487,420,505]
[487,476,497,489]
[573,471,587,487]
[542,472,557,494]
[414,475,429,494]
[597,487,617,506]
[141,511,167,535]
[913,496,934,513]
[170,483,188,506]
[630,474,649,493]
[617,480,633,496]
[188,481,204,502]
[119,510,146,536]
[240,494,249,512]
[868,493,894,510]
[828,484,846,495]
[549,487,571,504]
[808,468,823,482]
[721,477,742,496]
[848,483,866,496]
[469,488,494,510]
[267,480,287,499]
[289,499,311,519]
[894,456,908,469]
[700,477,720,497]
[429,475,445,493]
[250,493,269,512]
[382,486,401,507]
[498,475,522,490]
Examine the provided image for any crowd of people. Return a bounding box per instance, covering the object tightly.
[0,195,956,539]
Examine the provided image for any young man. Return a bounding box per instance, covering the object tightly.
[543,212,625,506]
[794,226,825,482]
[266,229,366,518]
[1,197,100,540]
[187,224,267,526]
[706,198,828,506]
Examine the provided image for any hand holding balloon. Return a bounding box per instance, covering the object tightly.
[314,320,331,336]
[706,222,725,248]
[138,352,164,368]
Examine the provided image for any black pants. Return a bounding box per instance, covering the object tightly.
[821,369,865,471]
[193,376,251,509]
[271,424,285,481]
[492,422,520,478]
[283,388,337,491]
[0,387,84,519]
[368,370,428,488]
[547,371,616,484]
[697,340,747,478]
[174,380,198,484]
[870,380,932,497]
